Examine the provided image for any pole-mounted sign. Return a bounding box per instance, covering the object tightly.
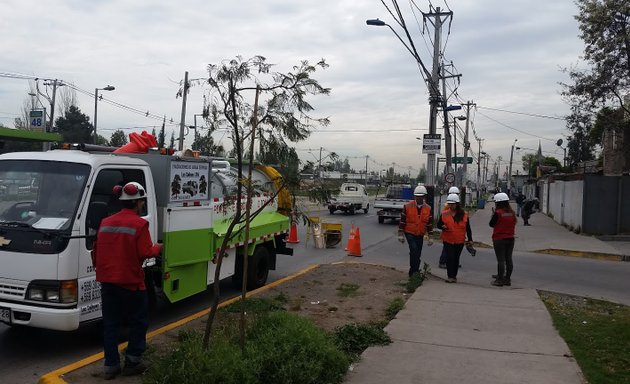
[29,109,46,132]
[422,133,441,154]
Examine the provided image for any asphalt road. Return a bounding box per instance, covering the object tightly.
[1,207,629,384]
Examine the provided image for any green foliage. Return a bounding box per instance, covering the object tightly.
[109,129,128,147]
[406,263,430,293]
[146,311,349,384]
[336,282,360,297]
[246,311,349,384]
[541,291,630,384]
[385,297,406,320]
[333,322,391,359]
[145,331,256,384]
[55,105,93,143]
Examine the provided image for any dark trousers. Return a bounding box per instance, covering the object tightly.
[404,232,424,276]
[444,242,464,279]
[439,244,447,265]
[101,283,149,368]
[493,238,515,281]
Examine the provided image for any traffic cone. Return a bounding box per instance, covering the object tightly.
[344,225,355,251]
[346,226,362,257]
[287,221,300,243]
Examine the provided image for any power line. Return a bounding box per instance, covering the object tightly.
[477,105,567,121]
[476,110,558,142]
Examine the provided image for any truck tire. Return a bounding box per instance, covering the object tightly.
[349,206,355,215]
[247,246,270,290]
[329,208,335,215]
[363,204,369,214]
[378,216,384,224]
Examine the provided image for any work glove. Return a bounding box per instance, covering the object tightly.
[397,231,405,243]
[465,241,476,257]
[424,233,434,246]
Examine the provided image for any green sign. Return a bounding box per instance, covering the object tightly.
[452,156,473,164]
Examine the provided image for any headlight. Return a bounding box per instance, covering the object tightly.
[27,280,78,304]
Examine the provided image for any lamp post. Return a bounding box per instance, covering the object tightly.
[508,139,518,195]
[94,85,115,144]
[366,17,442,205]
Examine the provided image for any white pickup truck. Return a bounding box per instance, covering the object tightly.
[327,182,370,215]
[373,184,412,223]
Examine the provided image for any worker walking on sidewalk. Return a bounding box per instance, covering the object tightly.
[489,192,517,287]
[437,193,473,283]
[91,182,163,380]
[398,185,433,277]
[439,186,460,268]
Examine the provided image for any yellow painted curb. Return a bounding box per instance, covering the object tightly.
[535,249,623,261]
[38,264,321,384]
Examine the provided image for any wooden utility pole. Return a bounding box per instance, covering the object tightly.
[178,71,189,151]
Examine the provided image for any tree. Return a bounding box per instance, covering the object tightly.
[56,86,79,118]
[190,55,330,351]
[521,153,562,176]
[561,0,630,160]
[109,130,128,147]
[55,105,93,143]
[158,117,166,148]
[169,131,175,149]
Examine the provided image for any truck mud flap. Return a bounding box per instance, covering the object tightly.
[275,233,294,256]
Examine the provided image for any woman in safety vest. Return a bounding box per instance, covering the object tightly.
[489,192,517,286]
[438,186,460,268]
[437,193,472,283]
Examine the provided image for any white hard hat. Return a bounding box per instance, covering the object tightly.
[494,192,509,202]
[414,185,428,196]
[446,193,460,204]
[448,186,460,194]
[116,182,147,201]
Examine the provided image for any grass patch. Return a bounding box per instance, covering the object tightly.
[336,282,360,297]
[385,297,405,320]
[540,291,630,384]
[405,262,430,293]
[333,322,391,360]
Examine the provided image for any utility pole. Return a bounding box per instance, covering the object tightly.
[178,71,189,151]
[476,138,484,201]
[318,147,323,178]
[441,62,461,174]
[364,155,369,187]
[424,7,452,214]
[461,100,475,186]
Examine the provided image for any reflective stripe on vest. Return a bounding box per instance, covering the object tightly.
[99,226,137,236]
[402,202,430,236]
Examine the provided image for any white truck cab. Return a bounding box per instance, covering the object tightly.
[327,182,370,215]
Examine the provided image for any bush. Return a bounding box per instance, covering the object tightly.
[333,322,391,360]
[246,311,349,384]
[145,311,350,384]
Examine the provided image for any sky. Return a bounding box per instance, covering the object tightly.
[0,0,585,179]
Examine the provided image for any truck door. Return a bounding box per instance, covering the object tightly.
[79,167,152,323]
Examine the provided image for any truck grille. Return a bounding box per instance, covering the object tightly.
[0,281,26,299]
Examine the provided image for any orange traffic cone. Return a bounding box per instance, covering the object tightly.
[287,221,300,243]
[346,226,362,257]
[344,225,355,251]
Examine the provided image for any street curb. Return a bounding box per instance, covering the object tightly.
[534,249,626,262]
[38,264,321,384]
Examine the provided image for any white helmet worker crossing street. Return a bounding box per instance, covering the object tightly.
[399,184,433,277]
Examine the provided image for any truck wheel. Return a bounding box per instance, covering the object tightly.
[349,207,355,215]
[378,216,384,224]
[329,208,335,215]
[363,204,369,214]
[247,246,270,290]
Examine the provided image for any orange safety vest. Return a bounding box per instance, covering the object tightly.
[440,206,449,240]
[401,201,431,236]
[441,211,468,244]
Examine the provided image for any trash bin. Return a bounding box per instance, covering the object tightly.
[477,199,486,209]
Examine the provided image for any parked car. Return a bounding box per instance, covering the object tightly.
[327,182,370,215]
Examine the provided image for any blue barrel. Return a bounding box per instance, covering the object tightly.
[401,187,413,200]
[477,199,486,209]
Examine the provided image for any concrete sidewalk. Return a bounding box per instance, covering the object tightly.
[344,276,585,384]
[468,201,626,260]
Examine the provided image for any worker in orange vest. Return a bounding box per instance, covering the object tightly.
[437,193,473,283]
[489,192,517,286]
[398,185,433,277]
[439,186,460,268]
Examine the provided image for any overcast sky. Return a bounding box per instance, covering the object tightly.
[0,0,585,176]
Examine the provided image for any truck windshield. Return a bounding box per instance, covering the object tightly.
[0,160,90,231]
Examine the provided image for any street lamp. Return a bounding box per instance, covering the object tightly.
[556,139,567,168]
[508,139,518,195]
[94,85,115,144]
[366,17,441,202]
